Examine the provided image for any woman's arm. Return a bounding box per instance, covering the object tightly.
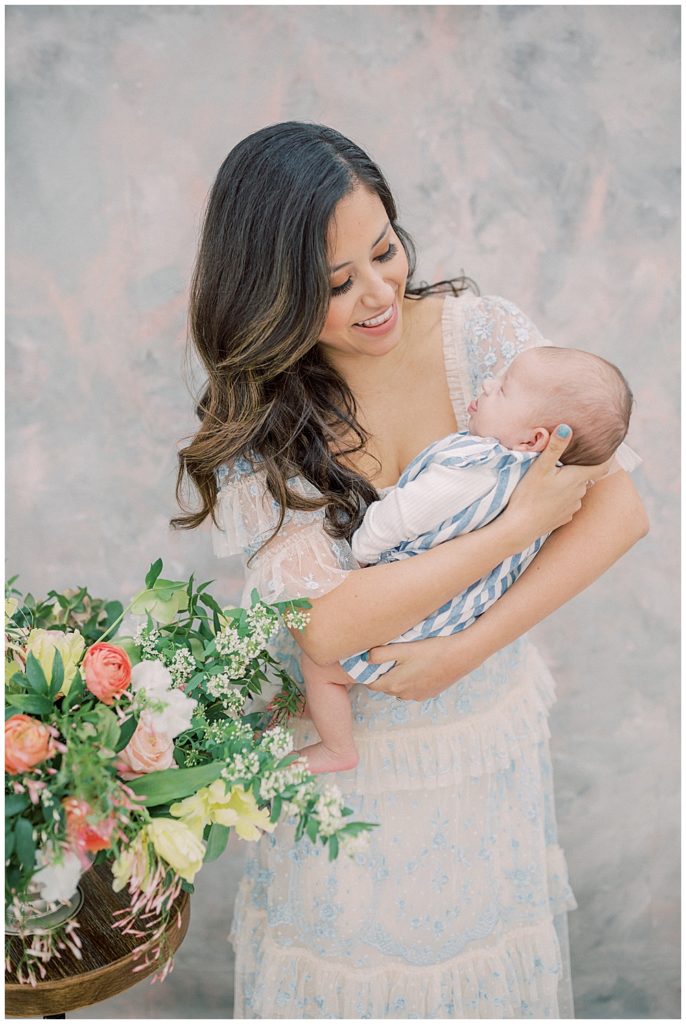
[297,428,605,664]
[365,469,649,700]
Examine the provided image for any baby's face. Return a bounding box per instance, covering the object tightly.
[467,349,546,448]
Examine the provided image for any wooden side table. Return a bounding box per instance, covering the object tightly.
[5,861,190,1018]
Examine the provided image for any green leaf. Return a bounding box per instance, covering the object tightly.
[103,600,124,626]
[198,592,224,615]
[63,674,85,711]
[49,649,65,699]
[85,705,120,752]
[7,694,54,717]
[270,795,282,824]
[127,762,225,807]
[25,653,49,697]
[204,823,230,862]
[145,558,164,589]
[5,824,15,859]
[5,794,30,817]
[327,834,339,861]
[305,818,319,844]
[114,714,139,753]
[14,818,35,873]
[250,589,261,607]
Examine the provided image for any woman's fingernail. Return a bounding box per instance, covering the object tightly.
[556,424,572,438]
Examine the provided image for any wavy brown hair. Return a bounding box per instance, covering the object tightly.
[172,122,474,546]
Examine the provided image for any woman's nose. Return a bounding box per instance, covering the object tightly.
[359,268,395,309]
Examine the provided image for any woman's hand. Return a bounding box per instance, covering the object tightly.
[366,632,486,702]
[502,425,611,550]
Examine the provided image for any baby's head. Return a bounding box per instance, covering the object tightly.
[467,346,633,465]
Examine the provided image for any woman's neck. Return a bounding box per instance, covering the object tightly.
[322,294,440,396]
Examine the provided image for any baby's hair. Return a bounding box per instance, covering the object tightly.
[532,347,634,465]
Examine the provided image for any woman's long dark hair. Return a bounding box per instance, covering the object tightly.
[172,122,474,545]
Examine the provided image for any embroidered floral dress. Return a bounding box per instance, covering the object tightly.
[212,293,630,1019]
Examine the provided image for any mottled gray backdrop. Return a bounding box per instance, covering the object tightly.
[6,5,679,1019]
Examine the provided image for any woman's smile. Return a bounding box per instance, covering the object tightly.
[352,302,399,335]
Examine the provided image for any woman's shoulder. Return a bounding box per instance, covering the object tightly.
[442,291,545,343]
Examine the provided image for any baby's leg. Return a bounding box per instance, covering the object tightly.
[298,652,358,775]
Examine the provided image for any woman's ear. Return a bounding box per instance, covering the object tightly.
[512,427,550,453]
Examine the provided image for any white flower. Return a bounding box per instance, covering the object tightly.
[314,784,345,836]
[143,688,196,739]
[32,849,82,903]
[259,726,295,760]
[131,659,174,696]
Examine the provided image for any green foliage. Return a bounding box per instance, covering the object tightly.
[204,823,230,862]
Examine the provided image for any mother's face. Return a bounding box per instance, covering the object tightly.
[318,187,409,364]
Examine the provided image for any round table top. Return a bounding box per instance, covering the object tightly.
[5,860,190,1018]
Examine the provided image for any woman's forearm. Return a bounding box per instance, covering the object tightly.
[298,513,523,664]
[295,433,624,665]
[453,470,649,662]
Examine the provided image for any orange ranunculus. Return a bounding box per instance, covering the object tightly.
[63,797,115,866]
[115,713,176,780]
[5,714,58,775]
[82,643,132,705]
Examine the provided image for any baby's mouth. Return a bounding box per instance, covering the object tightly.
[467,398,478,414]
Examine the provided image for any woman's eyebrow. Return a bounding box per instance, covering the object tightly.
[329,221,391,272]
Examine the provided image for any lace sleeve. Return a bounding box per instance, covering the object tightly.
[461,294,641,474]
[462,294,547,398]
[212,459,358,604]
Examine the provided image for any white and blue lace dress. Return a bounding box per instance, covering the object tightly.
[212,293,633,1019]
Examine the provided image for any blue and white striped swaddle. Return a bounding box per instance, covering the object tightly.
[341,432,546,685]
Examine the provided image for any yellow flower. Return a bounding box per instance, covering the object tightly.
[170,780,276,843]
[147,817,205,884]
[26,629,86,698]
[169,789,213,840]
[215,783,276,842]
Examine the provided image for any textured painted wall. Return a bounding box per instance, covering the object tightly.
[7,6,679,1019]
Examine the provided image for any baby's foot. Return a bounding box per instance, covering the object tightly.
[297,741,359,775]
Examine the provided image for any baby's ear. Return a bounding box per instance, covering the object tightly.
[513,428,550,453]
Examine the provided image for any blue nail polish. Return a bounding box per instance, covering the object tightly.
[556,424,571,438]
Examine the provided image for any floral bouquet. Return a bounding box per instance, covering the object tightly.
[5,560,375,985]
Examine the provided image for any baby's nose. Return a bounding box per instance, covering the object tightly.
[482,377,496,395]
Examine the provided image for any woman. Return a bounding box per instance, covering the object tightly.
[173,122,647,1019]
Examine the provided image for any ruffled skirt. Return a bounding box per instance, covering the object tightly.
[230,641,577,1018]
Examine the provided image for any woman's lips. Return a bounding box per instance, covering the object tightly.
[352,303,398,337]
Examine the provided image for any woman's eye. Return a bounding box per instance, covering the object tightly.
[331,278,353,297]
[376,242,398,263]
[330,242,398,296]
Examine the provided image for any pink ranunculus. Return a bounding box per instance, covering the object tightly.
[82,642,132,705]
[63,796,116,867]
[5,714,58,775]
[115,713,176,780]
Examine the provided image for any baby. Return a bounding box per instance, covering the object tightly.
[298,346,634,774]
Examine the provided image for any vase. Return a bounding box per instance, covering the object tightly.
[5,885,84,936]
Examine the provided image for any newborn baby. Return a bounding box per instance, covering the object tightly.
[298,345,633,774]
